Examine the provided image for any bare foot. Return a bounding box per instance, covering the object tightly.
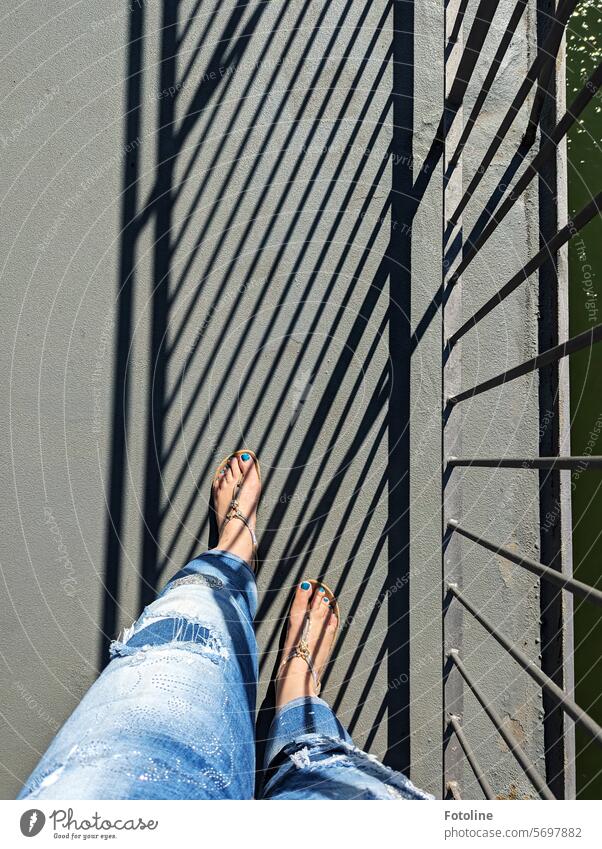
[275,581,338,709]
[212,452,261,568]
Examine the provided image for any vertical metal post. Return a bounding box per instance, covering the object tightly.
[388,0,413,776]
[536,0,575,798]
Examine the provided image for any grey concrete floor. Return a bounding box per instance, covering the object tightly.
[0,0,406,798]
[0,0,554,801]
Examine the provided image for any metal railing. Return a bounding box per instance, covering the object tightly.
[441,0,601,799]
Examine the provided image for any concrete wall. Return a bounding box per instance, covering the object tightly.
[441,0,570,799]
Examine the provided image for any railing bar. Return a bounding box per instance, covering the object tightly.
[447,0,529,172]
[521,5,570,150]
[447,456,602,471]
[448,584,602,745]
[447,520,602,607]
[446,0,499,108]
[447,0,471,47]
[447,0,578,227]
[522,57,557,151]
[448,192,602,345]
[448,715,496,799]
[452,61,602,277]
[448,322,602,404]
[449,652,556,799]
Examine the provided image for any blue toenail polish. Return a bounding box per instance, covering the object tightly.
[241,453,250,461]
[318,586,325,593]
[322,596,330,604]
[300,581,311,591]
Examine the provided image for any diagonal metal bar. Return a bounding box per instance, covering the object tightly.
[452,62,602,278]
[447,0,529,173]
[447,520,602,605]
[448,715,496,798]
[447,0,471,47]
[448,192,602,344]
[447,0,578,228]
[447,584,602,745]
[449,651,556,798]
[447,456,602,471]
[521,0,576,148]
[446,0,500,107]
[447,323,602,404]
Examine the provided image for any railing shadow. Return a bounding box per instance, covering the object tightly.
[101,0,420,785]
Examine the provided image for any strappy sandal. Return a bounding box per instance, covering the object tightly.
[212,449,261,569]
[278,579,340,696]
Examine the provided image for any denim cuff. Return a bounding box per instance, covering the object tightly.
[162,549,257,619]
[264,696,352,768]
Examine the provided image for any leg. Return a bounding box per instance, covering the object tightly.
[18,551,257,800]
[19,453,262,800]
[261,582,431,800]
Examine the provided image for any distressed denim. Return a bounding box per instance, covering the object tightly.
[18,550,430,800]
[262,697,430,799]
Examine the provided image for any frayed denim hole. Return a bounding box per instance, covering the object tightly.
[282,736,433,798]
[109,616,228,662]
[166,573,224,591]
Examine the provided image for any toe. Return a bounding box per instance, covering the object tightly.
[291,580,312,624]
[310,588,333,668]
[312,606,337,672]
[231,453,243,477]
[283,581,312,649]
[214,467,224,492]
[311,584,330,619]
[238,451,254,474]
[238,452,258,490]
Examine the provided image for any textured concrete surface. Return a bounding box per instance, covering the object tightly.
[442,0,569,800]
[0,0,401,798]
[0,0,555,800]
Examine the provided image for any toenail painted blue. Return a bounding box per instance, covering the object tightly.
[300,581,311,591]
[322,596,330,604]
[318,586,325,593]
[241,453,251,461]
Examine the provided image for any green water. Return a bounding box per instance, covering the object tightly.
[566,0,602,799]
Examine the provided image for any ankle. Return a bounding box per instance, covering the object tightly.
[217,519,255,564]
[275,659,317,708]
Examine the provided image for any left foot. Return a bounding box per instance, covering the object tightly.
[275,581,339,709]
[212,452,261,568]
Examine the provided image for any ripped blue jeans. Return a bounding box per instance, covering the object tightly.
[18,550,430,800]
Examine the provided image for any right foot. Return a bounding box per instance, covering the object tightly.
[212,451,261,568]
[275,581,339,709]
